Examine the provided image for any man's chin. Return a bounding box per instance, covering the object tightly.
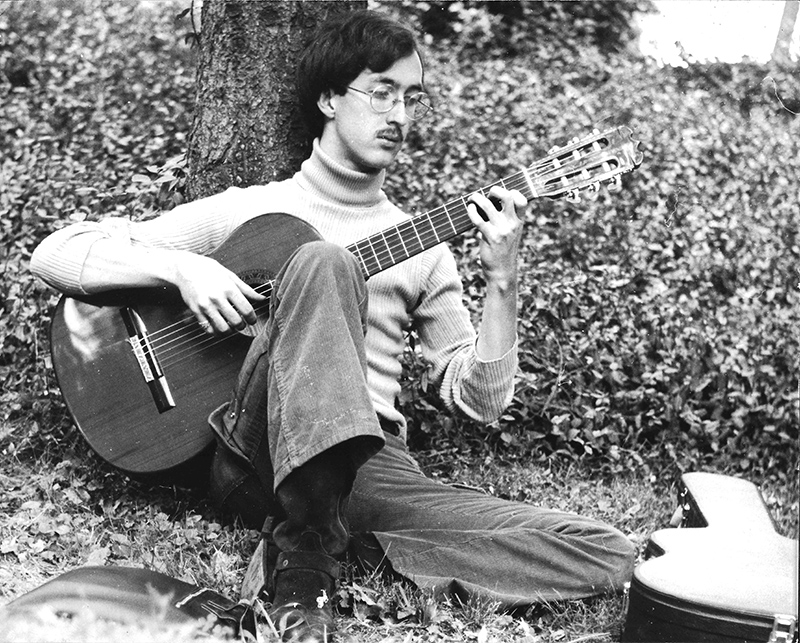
[359,149,400,173]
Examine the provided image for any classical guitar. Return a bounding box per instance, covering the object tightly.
[50,126,643,477]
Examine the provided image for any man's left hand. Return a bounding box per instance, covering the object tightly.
[466,186,527,290]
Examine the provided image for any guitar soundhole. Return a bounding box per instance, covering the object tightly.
[238,269,273,338]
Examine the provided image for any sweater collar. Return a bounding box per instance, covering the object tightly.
[295,139,387,208]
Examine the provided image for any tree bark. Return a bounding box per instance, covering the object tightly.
[771,0,798,65]
[187,0,365,200]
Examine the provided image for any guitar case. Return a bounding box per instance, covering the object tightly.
[0,566,249,633]
[623,472,798,643]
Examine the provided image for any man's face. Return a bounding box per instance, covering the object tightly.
[318,52,424,175]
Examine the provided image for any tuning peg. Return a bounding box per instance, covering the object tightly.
[584,182,601,201]
[606,176,622,193]
[566,190,581,203]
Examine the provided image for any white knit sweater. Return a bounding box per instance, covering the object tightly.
[31,141,517,439]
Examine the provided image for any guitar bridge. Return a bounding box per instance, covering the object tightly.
[120,306,176,413]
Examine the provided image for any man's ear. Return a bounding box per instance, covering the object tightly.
[317,90,336,119]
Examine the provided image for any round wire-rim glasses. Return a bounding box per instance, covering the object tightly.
[346,84,433,121]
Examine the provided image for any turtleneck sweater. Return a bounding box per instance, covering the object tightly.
[31,141,517,439]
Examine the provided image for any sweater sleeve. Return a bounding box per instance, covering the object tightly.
[413,246,517,423]
[30,187,260,295]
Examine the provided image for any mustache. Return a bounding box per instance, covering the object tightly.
[376,127,404,142]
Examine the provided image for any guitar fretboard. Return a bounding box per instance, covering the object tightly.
[347,168,536,278]
[311,125,638,280]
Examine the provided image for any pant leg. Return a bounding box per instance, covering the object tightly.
[347,434,635,608]
[209,241,384,524]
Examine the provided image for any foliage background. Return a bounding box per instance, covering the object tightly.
[385,1,800,491]
[1,0,798,635]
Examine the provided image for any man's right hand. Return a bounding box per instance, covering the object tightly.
[172,251,268,334]
[77,238,267,335]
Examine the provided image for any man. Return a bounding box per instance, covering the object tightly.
[31,10,634,642]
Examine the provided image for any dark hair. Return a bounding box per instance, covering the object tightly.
[296,10,421,139]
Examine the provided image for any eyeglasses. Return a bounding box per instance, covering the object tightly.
[346,84,433,121]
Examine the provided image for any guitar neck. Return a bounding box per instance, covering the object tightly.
[345,124,643,279]
[347,168,537,279]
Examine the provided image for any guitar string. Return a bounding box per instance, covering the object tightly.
[138,281,273,372]
[140,146,617,366]
[147,279,275,351]
[157,282,276,368]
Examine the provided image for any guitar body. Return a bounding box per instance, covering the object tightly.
[50,213,321,478]
[622,472,798,643]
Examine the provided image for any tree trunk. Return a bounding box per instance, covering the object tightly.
[771,0,798,65]
[186,0,365,200]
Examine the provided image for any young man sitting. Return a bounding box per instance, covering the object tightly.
[31,10,635,642]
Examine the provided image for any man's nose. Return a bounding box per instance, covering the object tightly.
[386,99,411,126]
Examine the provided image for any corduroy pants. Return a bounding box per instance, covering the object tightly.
[209,240,635,607]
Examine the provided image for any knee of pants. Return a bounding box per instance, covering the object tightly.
[280,242,368,324]
[289,241,361,281]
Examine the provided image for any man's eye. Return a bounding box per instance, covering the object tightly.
[372,88,393,100]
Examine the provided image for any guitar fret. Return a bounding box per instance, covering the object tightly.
[350,244,369,275]
[359,240,374,274]
[418,213,440,244]
[442,203,459,237]
[459,195,472,227]
[364,237,382,272]
[401,219,424,255]
[413,218,427,249]
[521,166,538,198]
[431,208,452,242]
[384,227,409,264]
[379,230,395,264]
[394,225,410,258]
[361,241,374,273]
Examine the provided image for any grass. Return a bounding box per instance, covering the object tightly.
[2,417,796,642]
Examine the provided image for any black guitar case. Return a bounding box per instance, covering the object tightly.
[623,472,798,643]
[0,566,248,633]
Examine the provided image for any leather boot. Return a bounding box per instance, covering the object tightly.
[267,445,354,642]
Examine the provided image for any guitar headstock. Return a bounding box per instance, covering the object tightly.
[527,126,643,202]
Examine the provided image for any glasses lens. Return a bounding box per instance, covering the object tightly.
[407,93,432,120]
[369,86,395,113]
